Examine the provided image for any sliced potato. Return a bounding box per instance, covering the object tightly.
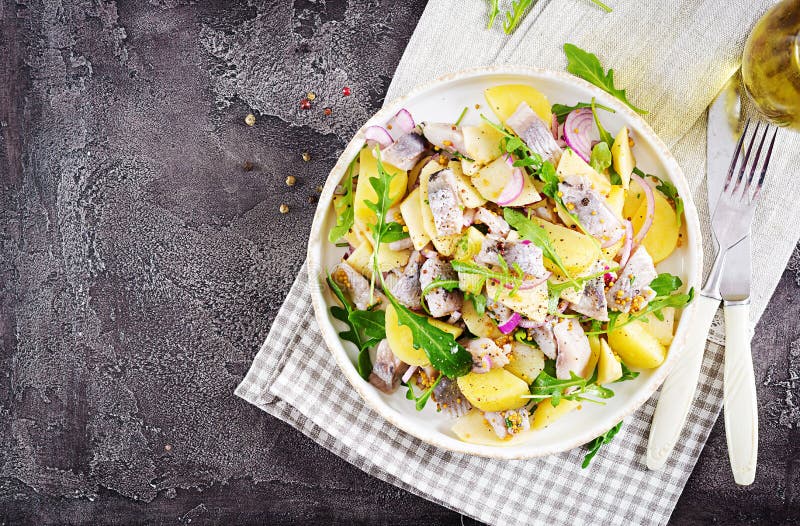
[346,242,374,278]
[556,148,612,196]
[462,298,502,339]
[622,177,646,220]
[484,84,552,123]
[608,321,666,369]
[605,185,626,220]
[419,160,461,256]
[407,154,431,190]
[461,158,481,176]
[399,187,431,250]
[353,147,408,226]
[505,342,546,384]
[376,244,410,271]
[611,127,635,189]
[462,122,505,165]
[451,409,537,446]
[534,218,601,275]
[471,155,541,206]
[641,306,675,346]
[485,281,548,322]
[596,338,623,384]
[448,161,487,208]
[631,190,679,263]
[531,399,581,430]
[385,304,462,366]
[457,368,530,412]
[586,334,602,378]
[453,227,487,294]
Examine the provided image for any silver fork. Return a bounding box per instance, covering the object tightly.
[706,119,777,485]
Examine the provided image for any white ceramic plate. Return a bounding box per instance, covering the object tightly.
[307,66,702,459]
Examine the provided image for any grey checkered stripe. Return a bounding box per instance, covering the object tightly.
[236,263,725,526]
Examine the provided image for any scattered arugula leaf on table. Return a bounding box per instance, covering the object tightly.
[486,0,500,29]
[564,44,647,114]
[502,0,534,34]
[582,421,622,468]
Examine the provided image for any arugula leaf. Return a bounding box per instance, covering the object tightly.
[502,0,534,34]
[649,273,683,297]
[588,288,695,335]
[564,44,647,114]
[420,279,461,315]
[389,300,472,378]
[609,169,623,186]
[614,362,640,383]
[537,160,560,200]
[524,369,615,406]
[589,141,612,174]
[327,275,374,379]
[582,421,622,468]
[503,208,576,284]
[634,167,685,228]
[450,259,527,300]
[405,375,443,411]
[591,97,614,145]
[365,151,410,299]
[589,0,612,13]
[514,329,539,347]
[328,155,358,243]
[367,151,472,379]
[348,309,386,341]
[552,102,616,124]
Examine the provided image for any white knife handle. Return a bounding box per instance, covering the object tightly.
[646,293,719,470]
[723,302,758,485]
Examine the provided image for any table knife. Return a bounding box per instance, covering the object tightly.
[646,77,742,471]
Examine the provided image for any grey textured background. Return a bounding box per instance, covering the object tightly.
[1,1,798,524]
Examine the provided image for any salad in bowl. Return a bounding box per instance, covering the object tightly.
[321,81,694,449]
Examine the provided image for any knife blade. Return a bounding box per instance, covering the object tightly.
[706,75,749,301]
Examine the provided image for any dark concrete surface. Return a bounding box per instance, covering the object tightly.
[0,1,798,524]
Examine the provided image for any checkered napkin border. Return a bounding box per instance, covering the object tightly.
[236,264,725,526]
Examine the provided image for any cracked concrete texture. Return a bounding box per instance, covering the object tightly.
[0,0,798,524]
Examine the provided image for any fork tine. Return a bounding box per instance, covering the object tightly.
[751,126,778,202]
[732,121,760,197]
[743,124,770,202]
[724,119,750,192]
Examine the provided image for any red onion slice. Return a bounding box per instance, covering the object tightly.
[401,365,417,384]
[631,172,655,247]
[601,227,625,248]
[364,125,393,149]
[497,312,522,334]
[497,155,524,205]
[563,109,595,162]
[618,220,634,267]
[387,109,415,139]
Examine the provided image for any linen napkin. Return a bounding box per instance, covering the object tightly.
[237,1,800,524]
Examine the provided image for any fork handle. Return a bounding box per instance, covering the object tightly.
[723,301,758,485]
[647,293,719,470]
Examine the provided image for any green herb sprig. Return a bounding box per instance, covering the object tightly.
[524,367,615,407]
[326,275,385,379]
[582,421,622,468]
[564,44,647,114]
[503,208,577,285]
[405,375,443,411]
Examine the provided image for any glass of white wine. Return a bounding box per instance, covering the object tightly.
[741,0,800,129]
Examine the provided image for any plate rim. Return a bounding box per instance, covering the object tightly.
[306,65,703,459]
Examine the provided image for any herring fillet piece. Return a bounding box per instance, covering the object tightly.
[419,256,462,317]
[368,339,409,394]
[505,102,562,164]
[427,169,463,237]
[381,132,427,170]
